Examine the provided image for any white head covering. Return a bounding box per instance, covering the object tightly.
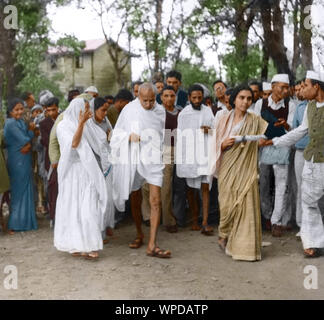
[305,70,324,82]
[271,74,289,84]
[85,86,98,94]
[61,98,110,173]
[262,82,272,91]
[31,104,43,113]
[39,90,54,105]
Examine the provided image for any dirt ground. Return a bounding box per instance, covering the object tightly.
[0,208,324,300]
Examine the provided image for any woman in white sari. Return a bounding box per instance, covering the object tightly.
[54,98,113,260]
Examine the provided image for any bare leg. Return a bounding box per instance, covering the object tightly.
[201,183,213,232]
[187,188,200,230]
[147,184,162,251]
[147,184,171,257]
[130,189,144,247]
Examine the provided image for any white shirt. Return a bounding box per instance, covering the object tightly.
[254,95,296,128]
[248,99,262,114]
[214,109,229,127]
[217,101,227,111]
[273,101,324,149]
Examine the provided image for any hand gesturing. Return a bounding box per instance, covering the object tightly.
[79,102,92,125]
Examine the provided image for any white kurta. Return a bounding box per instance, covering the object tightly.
[54,99,110,253]
[273,100,324,249]
[255,95,296,226]
[176,104,214,189]
[110,98,166,212]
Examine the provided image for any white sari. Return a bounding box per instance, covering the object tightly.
[54,98,113,253]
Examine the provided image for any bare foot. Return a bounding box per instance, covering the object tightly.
[218,237,227,251]
[191,224,201,231]
[106,228,113,237]
[8,230,15,235]
[85,251,99,260]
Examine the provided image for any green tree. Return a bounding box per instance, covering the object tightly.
[170,59,217,92]
[16,2,85,102]
[222,42,263,85]
[1,0,83,110]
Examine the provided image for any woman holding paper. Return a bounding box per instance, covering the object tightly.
[209,84,268,261]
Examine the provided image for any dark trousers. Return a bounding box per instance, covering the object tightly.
[48,168,58,220]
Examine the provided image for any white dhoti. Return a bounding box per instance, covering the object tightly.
[186,175,212,189]
[300,160,324,249]
[294,149,305,228]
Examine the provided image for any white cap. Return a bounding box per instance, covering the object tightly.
[262,82,272,91]
[85,86,98,93]
[305,70,324,82]
[271,74,289,84]
[39,90,54,105]
[31,104,43,113]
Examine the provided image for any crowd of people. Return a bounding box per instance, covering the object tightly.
[1,69,324,261]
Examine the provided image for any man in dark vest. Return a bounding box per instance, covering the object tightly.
[156,70,188,110]
[260,70,324,258]
[254,74,296,236]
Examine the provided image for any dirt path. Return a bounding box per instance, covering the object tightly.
[0,213,323,300]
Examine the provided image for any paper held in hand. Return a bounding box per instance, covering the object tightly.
[231,135,267,143]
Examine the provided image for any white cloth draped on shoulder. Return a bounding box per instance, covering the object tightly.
[109,98,166,211]
[54,98,113,253]
[176,104,215,180]
[208,109,243,178]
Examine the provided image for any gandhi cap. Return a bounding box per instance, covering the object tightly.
[262,82,272,91]
[271,74,289,84]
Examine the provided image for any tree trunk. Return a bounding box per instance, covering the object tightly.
[0,5,17,110]
[292,0,301,74]
[300,0,313,70]
[261,42,269,81]
[153,0,163,73]
[260,0,293,80]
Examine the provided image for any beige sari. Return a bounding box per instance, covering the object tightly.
[214,110,268,261]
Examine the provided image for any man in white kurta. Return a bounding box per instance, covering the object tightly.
[110,83,171,258]
[261,70,324,257]
[176,84,214,234]
[253,74,296,236]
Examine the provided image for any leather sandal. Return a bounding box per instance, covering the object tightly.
[84,252,99,261]
[304,248,320,258]
[201,225,214,236]
[146,247,171,258]
[166,225,178,233]
[129,237,144,249]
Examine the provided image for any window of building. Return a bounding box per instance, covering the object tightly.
[49,55,58,69]
[75,55,84,69]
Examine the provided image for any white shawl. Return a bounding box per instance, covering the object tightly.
[110,98,166,211]
[56,98,109,227]
[176,104,215,178]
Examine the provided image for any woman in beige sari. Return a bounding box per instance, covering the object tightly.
[210,85,268,261]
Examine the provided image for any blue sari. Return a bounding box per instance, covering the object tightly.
[4,118,38,231]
